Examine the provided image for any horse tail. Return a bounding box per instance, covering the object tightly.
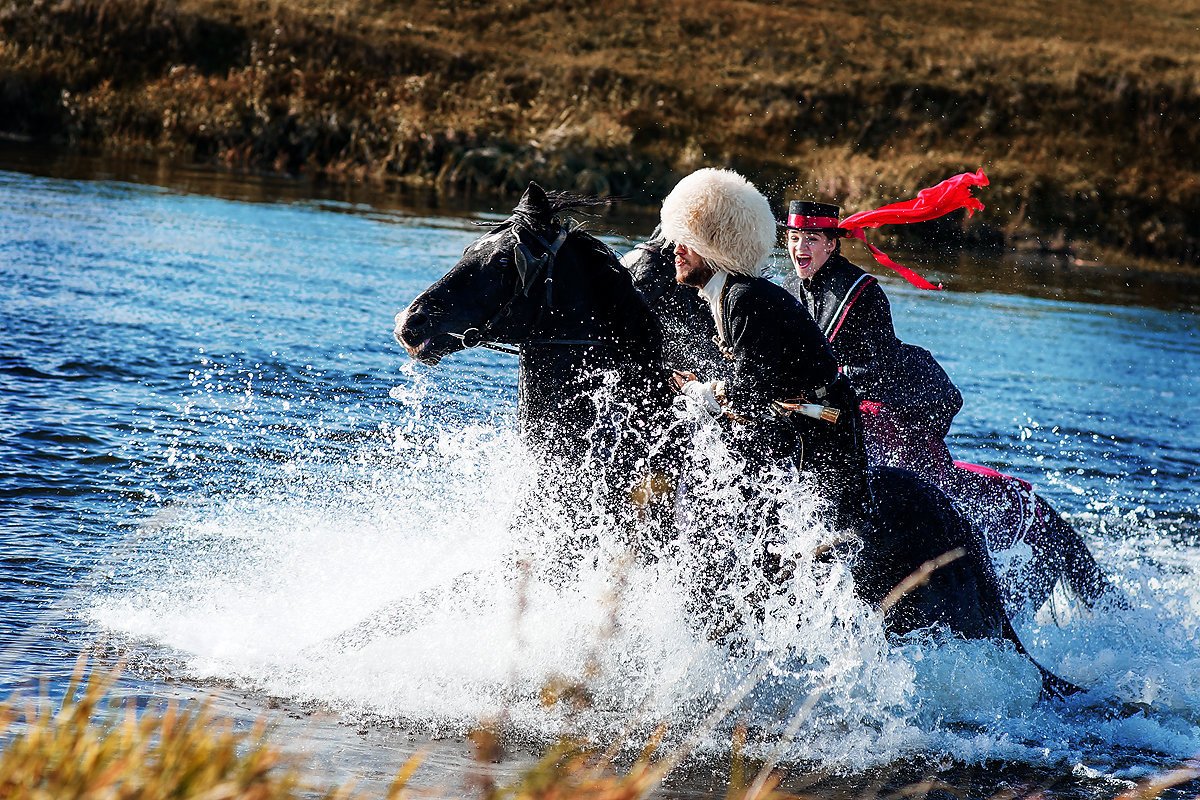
[999,613,1084,700]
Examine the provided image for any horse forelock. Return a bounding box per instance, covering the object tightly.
[548,191,612,220]
[512,191,610,229]
[460,192,624,299]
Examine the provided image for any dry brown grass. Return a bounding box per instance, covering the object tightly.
[3,658,1198,800]
[7,616,1200,800]
[0,656,808,800]
[0,659,315,799]
[1,0,1198,265]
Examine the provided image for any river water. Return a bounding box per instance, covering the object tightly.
[2,160,1199,798]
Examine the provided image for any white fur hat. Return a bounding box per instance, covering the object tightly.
[659,168,776,277]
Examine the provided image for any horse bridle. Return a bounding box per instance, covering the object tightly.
[450,217,619,356]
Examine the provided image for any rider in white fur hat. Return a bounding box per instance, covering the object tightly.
[661,168,870,532]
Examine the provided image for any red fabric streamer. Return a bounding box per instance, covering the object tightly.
[838,170,990,291]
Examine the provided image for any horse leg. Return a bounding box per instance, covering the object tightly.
[947,460,1119,609]
[1031,493,1121,607]
[300,569,492,656]
[943,463,1062,611]
[861,467,1083,698]
[856,467,1003,638]
[671,452,789,651]
[954,495,1087,698]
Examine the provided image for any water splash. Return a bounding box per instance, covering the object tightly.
[84,369,1200,776]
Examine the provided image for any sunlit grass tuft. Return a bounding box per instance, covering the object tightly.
[2,654,1198,800]
[0,656,331,799]
[0,655,795,800]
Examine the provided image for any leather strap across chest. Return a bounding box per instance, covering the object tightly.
[824,273,876,342]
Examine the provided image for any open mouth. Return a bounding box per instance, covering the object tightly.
[793,254,819,275]
[395,308,442,365]
[394,305,467,366]
[399,333,445,366]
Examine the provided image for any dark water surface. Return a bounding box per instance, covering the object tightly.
[2,157,1199,798]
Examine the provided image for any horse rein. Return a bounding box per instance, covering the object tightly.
[451,217,620,356]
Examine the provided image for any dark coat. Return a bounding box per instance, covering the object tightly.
[716,273,841,416]
[714,273,870,530]
[786,253,962,433]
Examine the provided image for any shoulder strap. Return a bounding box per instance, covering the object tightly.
[825,273,876,341]
[715,280,730,347]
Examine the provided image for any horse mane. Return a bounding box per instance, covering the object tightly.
[503,185,652,333]
[535,191,664,357]
[545,190,618,216]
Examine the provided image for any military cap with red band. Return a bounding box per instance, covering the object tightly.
[785,200,843,232]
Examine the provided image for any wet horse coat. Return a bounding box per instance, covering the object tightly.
[395,183,1077,695]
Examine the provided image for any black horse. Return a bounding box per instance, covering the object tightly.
[395,183,1078,697]
[623,234,1118,616]
[395,185,679,567]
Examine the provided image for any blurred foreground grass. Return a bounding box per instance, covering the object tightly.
[0,658,787,800]
[3,658,1199,800]
[0,0,1198,267]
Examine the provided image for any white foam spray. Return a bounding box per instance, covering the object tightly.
[86,367,1200,777]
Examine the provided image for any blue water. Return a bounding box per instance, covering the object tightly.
[3,167,1200,795]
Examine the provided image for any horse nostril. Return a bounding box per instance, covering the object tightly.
[406,309,429,332]
[395,306,428,347]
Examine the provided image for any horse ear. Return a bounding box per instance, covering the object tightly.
[516,181,552,221]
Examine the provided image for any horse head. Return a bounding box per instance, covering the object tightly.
[396,182,604,364]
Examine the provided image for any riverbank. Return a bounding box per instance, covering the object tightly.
[2,0,1198,269]
[5,144,1197,311]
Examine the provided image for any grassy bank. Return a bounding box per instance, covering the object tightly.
[1,0,1198,267]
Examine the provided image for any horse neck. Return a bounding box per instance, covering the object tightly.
[531,240,662,368]
[515,243,666,456]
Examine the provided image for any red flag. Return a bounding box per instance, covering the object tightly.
[839,170,989,291]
